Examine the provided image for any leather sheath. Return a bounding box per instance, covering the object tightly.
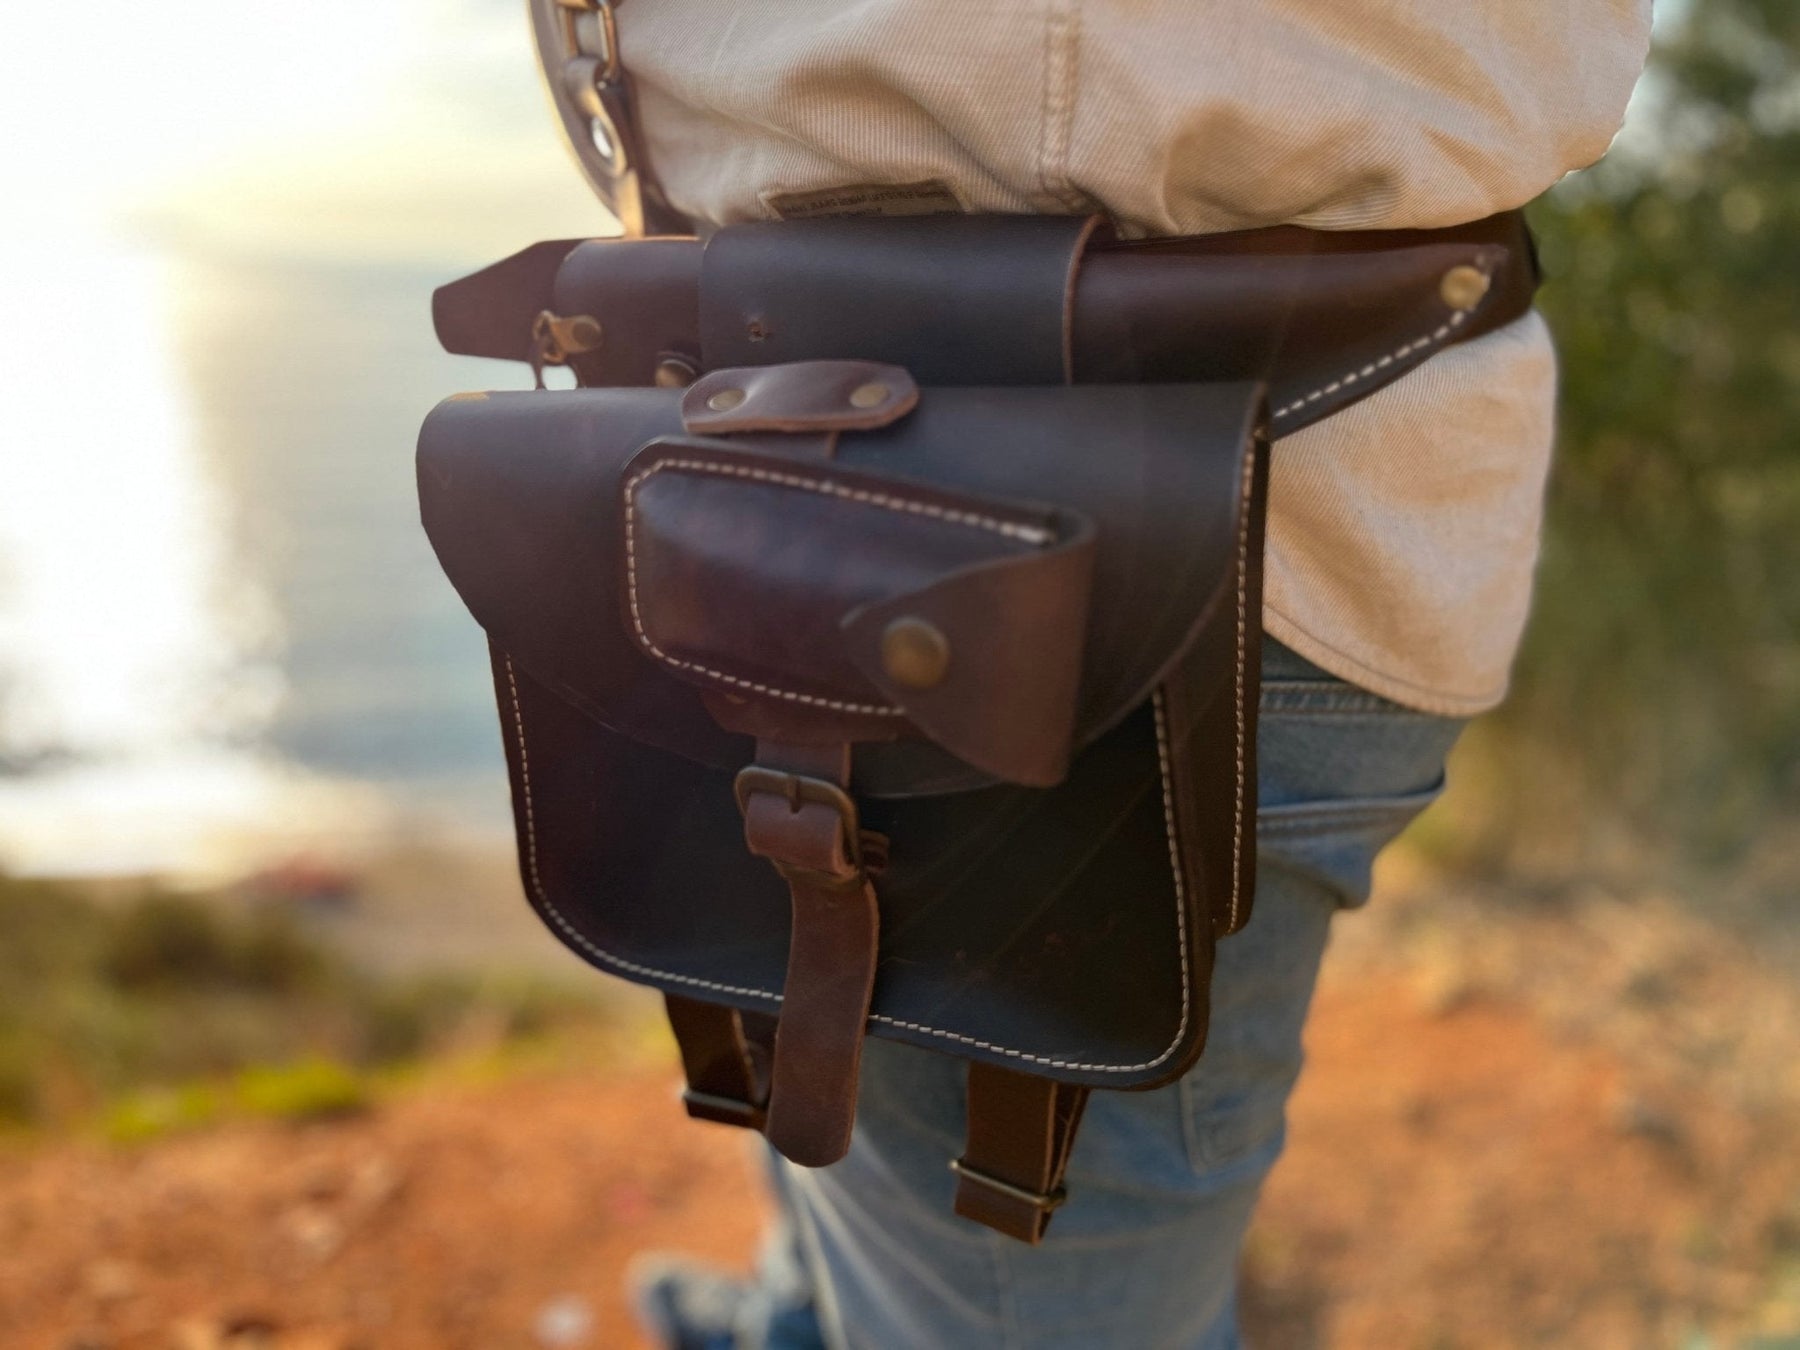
[434,210,1536,437]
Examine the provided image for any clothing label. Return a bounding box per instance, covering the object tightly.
[762,180,964,220]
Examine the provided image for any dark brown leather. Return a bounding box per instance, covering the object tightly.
[422,382,1258,798]
[665,993,769,1129]
[1076,211,1537,432]
[433,211,1535,438]
[681,361,919,435]
[423,210,1532,1243]
[740,741,879,1167]
[700,215,1102,383]
[954,1064,1090,1245]
[430,239,587,369]
[440,376,1262,1094]
[619,432,1098,785]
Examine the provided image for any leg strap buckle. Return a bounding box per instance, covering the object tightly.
[949,1158,1068,1213]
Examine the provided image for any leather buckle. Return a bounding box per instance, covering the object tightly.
[681,1087,768,1132]
[733,766,864,875]
[949,1158,1068,1212]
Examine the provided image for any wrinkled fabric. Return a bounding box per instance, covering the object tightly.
[614,0,1651,713]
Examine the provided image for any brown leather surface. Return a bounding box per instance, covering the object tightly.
[618,431,1097,785]
[430,239,588,367]
[423,210,1500,1241]
[1076,212,1535,432]
[954,1064,1090,1244]
[698,215,1101,383]
[681,361,919,435]
[489,640,1221,1091]
[664,993,768,1129]
[432,212,1536,439]
[420,382,1259,797]
[740,741,880,1168]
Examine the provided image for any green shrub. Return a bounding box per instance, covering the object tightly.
[0,873,606,1137]
[233,1058,371,1122]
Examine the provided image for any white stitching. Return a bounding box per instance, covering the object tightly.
[504,659,781,1002]
[1226,441,1253,933]
[1269,262,1493,423]
[501,652,1205,1074]
[622,456,1053,717]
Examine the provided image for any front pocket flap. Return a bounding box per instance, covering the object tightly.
[624,439,1097,786]
[418,380,1264,793]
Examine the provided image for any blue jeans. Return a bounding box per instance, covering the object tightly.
[740,640,1465,1349]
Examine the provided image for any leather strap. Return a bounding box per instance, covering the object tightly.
[664,993,774,1130]
[699,214,1101,383]
[738,741,882,1167]
[953,1063,1090,1244]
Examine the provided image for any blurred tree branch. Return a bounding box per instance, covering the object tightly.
[1503,0,1800,858]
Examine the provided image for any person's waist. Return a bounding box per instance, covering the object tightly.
[435,209,1538,438]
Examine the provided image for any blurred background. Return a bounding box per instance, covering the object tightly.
[0,1,1795,1347]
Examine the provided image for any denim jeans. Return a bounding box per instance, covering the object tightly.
[735,639,1466,1350]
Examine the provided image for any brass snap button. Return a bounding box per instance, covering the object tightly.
[1439,264,1491,312]
[880,618,951,690]
[655,357,699,388]
[848,382,891,410]
[706,387,747,412]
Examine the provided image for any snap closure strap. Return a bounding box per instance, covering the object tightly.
[683,361,919,435]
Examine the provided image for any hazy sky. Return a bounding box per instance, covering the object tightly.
[0,0,608,263]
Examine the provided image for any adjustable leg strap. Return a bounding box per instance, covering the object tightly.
[737,741,882,1169]
[664,993,774,1130]
[953,1063,1091,1244]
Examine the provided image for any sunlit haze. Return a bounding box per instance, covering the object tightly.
[0,1,608,873]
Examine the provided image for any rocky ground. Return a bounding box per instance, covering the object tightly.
[4,860,1800,1350]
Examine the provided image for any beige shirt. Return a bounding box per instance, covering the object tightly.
[618,0,1653,714]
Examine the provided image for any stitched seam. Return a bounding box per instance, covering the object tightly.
[622,457,1053,718]
[505,658,787,1002]
[1227,440,1252,933]
[1268,259,1494,423]
[503,654,1194,1075]
[1037,1,1085,213]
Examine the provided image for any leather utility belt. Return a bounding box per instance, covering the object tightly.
[420,209,1537,1243]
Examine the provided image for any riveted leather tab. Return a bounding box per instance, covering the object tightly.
[954,1064,1089,1244]
[682,361,919,435]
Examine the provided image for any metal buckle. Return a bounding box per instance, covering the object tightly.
[733,767,864,875]
[556,0,621,85]
[680,1087,767,1132]
[949,1159,1068,1212]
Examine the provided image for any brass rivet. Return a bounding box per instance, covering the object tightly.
[848,381,890,410]
[1439,264,1491,312]
[706,387,746,412]
[567,315,604,349]
[880,617,951,690]
[654,357,698,389]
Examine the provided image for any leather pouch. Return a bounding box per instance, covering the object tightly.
[419,208,1532,1239]
[419,372,1267,1092]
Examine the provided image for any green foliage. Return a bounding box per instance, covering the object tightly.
[0,876,600,1132]
[102,1083,224,1144]
[233,1058,370,1122]
[1498,0,1800,854]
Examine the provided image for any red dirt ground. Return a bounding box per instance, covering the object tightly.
[4,972,1798,1349]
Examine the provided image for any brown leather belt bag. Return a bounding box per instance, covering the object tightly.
[419,210,1536,1242]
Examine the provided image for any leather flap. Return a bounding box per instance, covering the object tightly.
[418,378,1263,794]
[623,437,1095,786]
[681,361,919,434]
